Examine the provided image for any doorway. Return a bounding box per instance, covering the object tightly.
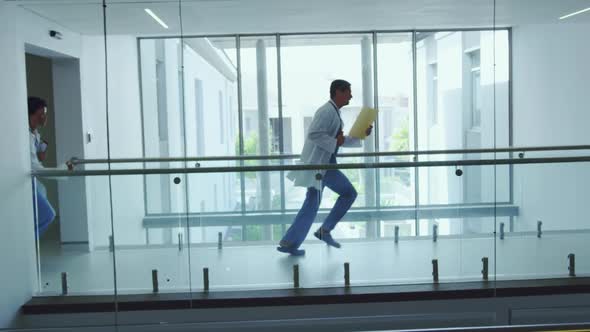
[25,46,90,251]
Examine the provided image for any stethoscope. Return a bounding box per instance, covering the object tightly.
[329,100,343,131]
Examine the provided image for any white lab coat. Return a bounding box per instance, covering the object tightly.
[287,100,361,189]
[30,129,50,196]
[30,129,45,171]
[30,129,68,189]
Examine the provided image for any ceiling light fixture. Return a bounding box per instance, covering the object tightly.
[145,8,169,29]
[559,7,590,20]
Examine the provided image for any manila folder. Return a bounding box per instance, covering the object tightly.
[348,107,378,139]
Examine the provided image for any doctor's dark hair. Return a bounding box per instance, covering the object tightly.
[330,79,351,98]
[28,97,47,116]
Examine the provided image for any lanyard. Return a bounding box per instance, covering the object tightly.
[329,100,343,127]
[31,129,40,148]
[329,100,343,138]
[329,100,341,119]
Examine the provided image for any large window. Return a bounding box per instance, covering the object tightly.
[137,29,511,243]
[376,33,415,236]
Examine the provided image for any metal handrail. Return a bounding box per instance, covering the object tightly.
[69,144,590,165]
[35,155,590,177]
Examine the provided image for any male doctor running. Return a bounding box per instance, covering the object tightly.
[278,79,372,256]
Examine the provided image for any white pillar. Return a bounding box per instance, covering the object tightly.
[256,39,272,239]
[361,36,377,237]
[256,39,271,210]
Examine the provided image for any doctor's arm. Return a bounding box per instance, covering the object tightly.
[342,125,373,148]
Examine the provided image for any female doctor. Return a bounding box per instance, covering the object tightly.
[278,80,372,256]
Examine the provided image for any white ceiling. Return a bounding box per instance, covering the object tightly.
[7,0,590,36]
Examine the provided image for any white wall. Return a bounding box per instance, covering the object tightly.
[0,3,36,327]
[79,35,146,246]
[512,23,590,231]
[105,36,146,246]
[513,24,590,147]
[0,2,87,327]
[78,36,111,248]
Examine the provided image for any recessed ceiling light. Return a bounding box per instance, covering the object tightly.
[559,7,590,20]
[145,8,169,29]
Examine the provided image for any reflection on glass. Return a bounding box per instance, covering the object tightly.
[415,30,510,236]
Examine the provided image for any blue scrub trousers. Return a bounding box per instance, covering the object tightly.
[280,154,357,249]
[33,180,56,237]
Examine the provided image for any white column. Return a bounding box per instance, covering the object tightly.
[361,36,377,237]
[256,39,272,239]
[256,39,271,210]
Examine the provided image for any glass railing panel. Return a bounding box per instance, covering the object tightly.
[500,161,590,280]
[34,174,116,297]
[32,149,590,299]
[111,172,191,294]
[186,169,323,291]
